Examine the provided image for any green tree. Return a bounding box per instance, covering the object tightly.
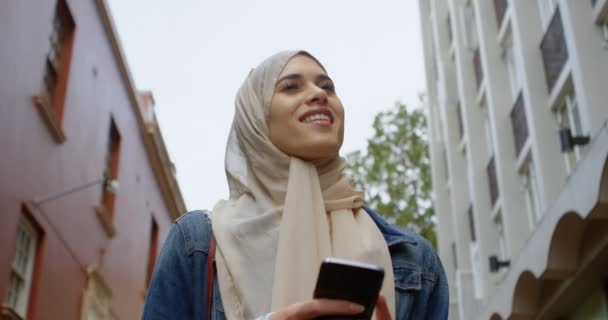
[346,102,436,247]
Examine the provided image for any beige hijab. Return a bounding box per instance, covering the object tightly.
[209,51,395,319]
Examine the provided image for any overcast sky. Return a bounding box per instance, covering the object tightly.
[106,0,427,211]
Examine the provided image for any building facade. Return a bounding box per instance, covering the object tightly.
[419,0,608,319]
[0,0,186,319]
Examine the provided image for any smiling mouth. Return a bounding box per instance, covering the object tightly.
[299,109,334,125]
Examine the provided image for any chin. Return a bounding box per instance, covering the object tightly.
[294,141,342,161]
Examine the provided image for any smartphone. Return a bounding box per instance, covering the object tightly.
[313,257,385,320]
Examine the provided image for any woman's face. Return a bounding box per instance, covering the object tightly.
[268,54,345,160]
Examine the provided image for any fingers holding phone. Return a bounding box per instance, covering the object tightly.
[270,258,389,320]
[269,299,365,320]
[268,296,392,320]
[312,258,385,319]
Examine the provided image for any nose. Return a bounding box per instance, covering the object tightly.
[305,85,328,106]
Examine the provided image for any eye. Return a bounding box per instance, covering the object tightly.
[281,81,300,92]
[319,80,335,93]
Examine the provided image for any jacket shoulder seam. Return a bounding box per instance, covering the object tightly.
[175,209,212,256]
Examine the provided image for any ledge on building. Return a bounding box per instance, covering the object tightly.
[0,305,22,320]
[32,95,66,144]
[94,205,116,238]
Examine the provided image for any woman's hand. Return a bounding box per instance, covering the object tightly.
[269,296,392,320]
[269,299,364,320]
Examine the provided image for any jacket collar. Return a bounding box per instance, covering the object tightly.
[363,206,418,247]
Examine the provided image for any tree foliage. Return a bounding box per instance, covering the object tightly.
[346,103,436,247]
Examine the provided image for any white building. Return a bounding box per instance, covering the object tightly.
[418,0,608,319]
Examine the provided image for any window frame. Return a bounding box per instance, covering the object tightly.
[480,98,494,161]
[451,241,458,270]
[460,2,478,50]
[520,155,543,227]
[467,205,477,242]
[95,118,121,238]
[146,217,159,289]
[554,91,585,173]
[80,266,112,320]
[4,212,42,319]
[493,210,509,261]
[500,27,523,102]
[537,0,559,28]
[33,0,76,144]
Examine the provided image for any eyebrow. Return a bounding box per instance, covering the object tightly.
[275,73,333,87]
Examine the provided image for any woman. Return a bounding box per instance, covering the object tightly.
[142,51,448,320]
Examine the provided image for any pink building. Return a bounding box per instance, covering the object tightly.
[0,0,186,319]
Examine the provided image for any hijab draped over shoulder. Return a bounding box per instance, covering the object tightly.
[210,51,395,319]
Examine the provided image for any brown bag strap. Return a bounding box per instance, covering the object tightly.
[206,235,216,320]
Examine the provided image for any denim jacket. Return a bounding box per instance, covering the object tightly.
[142,206,449,319]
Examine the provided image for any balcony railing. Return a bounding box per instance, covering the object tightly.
[540,8,569,92]
[487,156,499,207]
[510,92,528,156]
[494,0,508,28]
[473,48,483,89]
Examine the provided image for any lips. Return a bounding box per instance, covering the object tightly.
[298,109,334,124]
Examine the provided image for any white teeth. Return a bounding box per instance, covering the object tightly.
[303,113,331,123]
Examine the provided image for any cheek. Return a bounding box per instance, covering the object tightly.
[268,99,298,149]
[269,105,291,133]
[335,102,345,130]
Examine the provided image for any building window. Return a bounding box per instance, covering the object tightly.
[510,92,529,157]
[461,2,478,49]
[501,30,523,101]
[456,102,464,140]
[555,91,585,173]
[481,99,494,160]
[34,0,75,144]
[494,0,509,28]
[468,205,477,242]
[538,0,559,28]
[81,266,111,320]
[146,217,159,288]
[540,8,568,93]
[95,119,121,237]
[521,157,543,227]
[473,47,483,89]
[4,213,41,319]
[493,211,509,260]
[487,156,499,207]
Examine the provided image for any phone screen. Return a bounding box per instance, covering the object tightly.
[313,258,385,320]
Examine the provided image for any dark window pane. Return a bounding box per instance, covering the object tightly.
[473,48,483,88]
[510,92,528,156]
[456,102,464,139]
[494,0,508,27]
[468,205,477,242]
[487,156,499,206]
[540,9,568,92]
